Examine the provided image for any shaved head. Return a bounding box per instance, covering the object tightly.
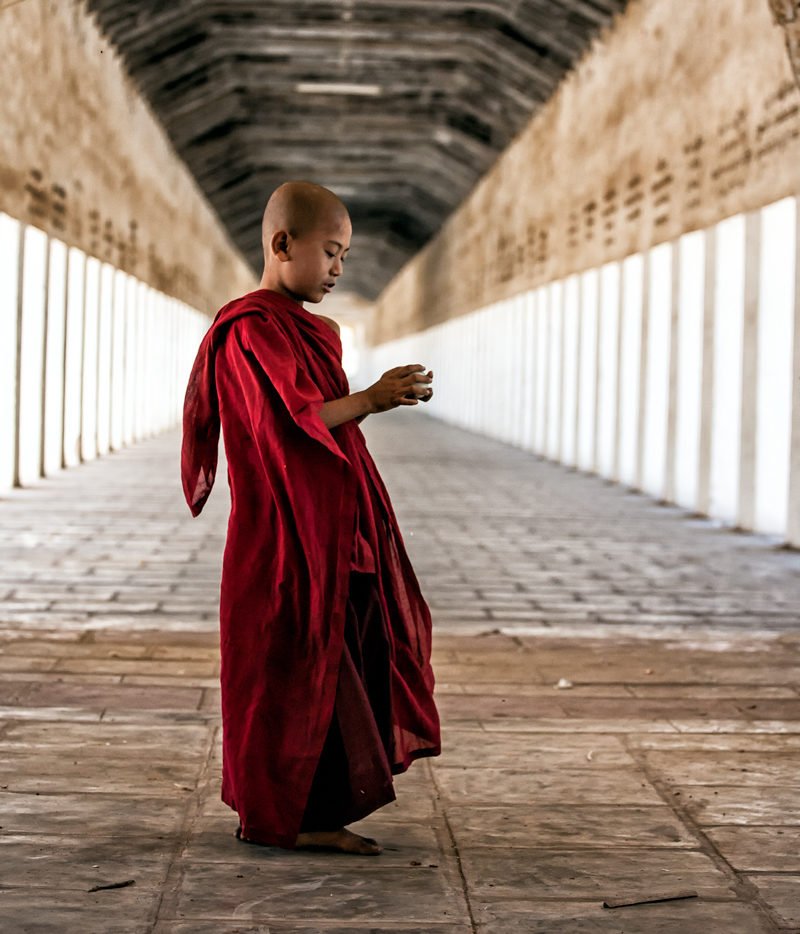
[258,180,351,303]
[262,181,349,249]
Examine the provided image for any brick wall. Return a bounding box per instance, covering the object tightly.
[371,0,800,344]
[0,0,255,313]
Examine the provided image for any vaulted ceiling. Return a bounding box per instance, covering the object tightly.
[87,0,628,299]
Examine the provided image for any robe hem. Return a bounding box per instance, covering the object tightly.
[391,744,442,776]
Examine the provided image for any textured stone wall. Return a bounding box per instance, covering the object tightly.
[372,0,800,344]
[770,1,800,87]
[0,0,255,313]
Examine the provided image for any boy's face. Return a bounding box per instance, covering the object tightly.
[277,210,352,304]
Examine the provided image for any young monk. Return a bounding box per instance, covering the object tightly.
[181,181,441,855]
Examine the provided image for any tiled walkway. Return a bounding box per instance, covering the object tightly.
[1,410,799,932]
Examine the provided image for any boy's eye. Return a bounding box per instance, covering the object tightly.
[325,250,335,258]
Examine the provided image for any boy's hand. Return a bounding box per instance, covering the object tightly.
[365,365,433,413]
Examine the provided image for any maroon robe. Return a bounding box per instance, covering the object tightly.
[181,288,440,846]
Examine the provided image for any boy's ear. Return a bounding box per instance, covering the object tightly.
[270,230,291,262]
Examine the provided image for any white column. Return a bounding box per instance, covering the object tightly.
[546,282,562,460]
[81,257,100,462]
[591,265,605,473]
[478,310,487,435]
[135,282,147,441]
[522,290,537,451]
[709,215,746,524]
[618,254,644,487]
[512,298,525,447]
[110,270,126,451]
[577,270,598,473]
[664,240,681,503]
[556,279,568,461]
[170,299,179,428]
[696,227,717,517]
[174,304,184,428]
[597,263,620,479]
[63,248,86,468]
[673,230,706,512]
[635,252,651,490]
[123,275,138,446]
[787,196,800,546]
[96,263,113,456]
[612,257,626,483]
[534,287,548,455]
[17,226,49,486]
[754,197,796,536]
[0,214,22,492]
[561,274,579,467]
[465,313,474,430]
[502,301,513,444]
[43,239,68,477]
[737,210,761,530]
[143,286,154,438]
[641,243,672,500]
[156,292,163,430]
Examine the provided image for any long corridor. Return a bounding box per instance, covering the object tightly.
[1,410,799,933]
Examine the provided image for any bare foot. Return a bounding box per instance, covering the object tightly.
[295,828,382,855]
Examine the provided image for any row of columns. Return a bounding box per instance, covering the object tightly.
[367,195,800,545]
[0,214,208,493]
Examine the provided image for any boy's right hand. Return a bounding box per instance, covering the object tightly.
[364,365,433,413]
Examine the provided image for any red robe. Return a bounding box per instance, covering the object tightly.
[181,288,440,846]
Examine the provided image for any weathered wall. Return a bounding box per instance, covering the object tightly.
[769,1,800,87]
[0,0,255,313]
[372,0,800,344]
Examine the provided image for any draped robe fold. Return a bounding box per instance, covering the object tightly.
[181,288,440,847]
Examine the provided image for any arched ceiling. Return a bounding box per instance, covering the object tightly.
[87,0,628,299]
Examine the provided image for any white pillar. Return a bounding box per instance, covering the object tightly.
[535,287,548,455]
[546,282,561,461]
[697,227,717,517]
[788,196,800,546]
[96,263,113,457]
[635,252,651,491]
[63,249,85,468]
[737,210,761,530]
[597,262,620,480]
[81,257,100,462]
[754,197,796,536]
[577,271,598,473]
[110,270,126,451]
[522,290,536,451]
[562,275,579,467]
[43,238,68,477]
[123,275,138,446]
[664,240,681,503]
[0,214,22,492]
[17,226,49,486]
[612,258,626,483]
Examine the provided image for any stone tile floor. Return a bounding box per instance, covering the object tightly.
[0,409,799,932]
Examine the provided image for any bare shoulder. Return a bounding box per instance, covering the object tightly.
[315,314,340,336]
